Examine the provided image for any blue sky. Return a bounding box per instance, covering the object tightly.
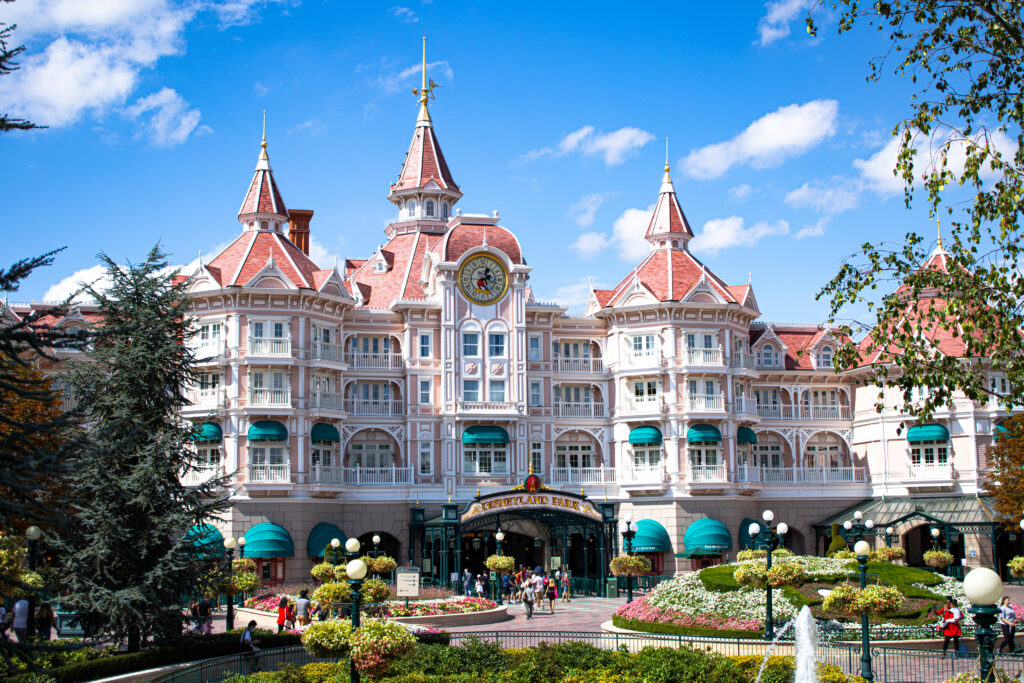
[3,0,955,324]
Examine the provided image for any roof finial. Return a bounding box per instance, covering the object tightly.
[412,37,439,124]
[665,137,670,173]
[937,219,944,250]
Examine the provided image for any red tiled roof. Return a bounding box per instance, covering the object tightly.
[394,121,459,193]
[239,167,287,219]
[593,289,614,307]
[644,170,692,239]
[750,325,852,370]
[604,249,737,306]
[205,231,326,289]
[441,224,523,264]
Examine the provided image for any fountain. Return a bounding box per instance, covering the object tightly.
[754,605,818,683]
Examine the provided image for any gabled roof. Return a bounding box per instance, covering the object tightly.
[238,137,288,220]
[348,231,447,309]
[201,230,347,295]
[749,323,852,370]
[644,166,692,240]
[391,117,460,195]
[602,249,739,307]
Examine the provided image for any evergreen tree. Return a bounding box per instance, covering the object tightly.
[58,247,229,651]
[1,0,44,134]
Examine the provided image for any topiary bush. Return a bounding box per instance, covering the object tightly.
[350,618,417,678]
[827,523,849,556]
[312,580,351,608]
[310,561,336,583]
[301,619,353,658]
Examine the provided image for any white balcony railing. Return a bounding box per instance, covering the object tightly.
[345,352,403,369]
[247,337,292,357]
[311,466,413,485]
[457,401,519,415]
[756,404,792,420]
[310,391,345,411]
[311,341,345,363]
[621,396,663,414]
[247,464,291,483]
[685,348,723,366]
[624,349,659,366]
[734,396,758,414]
[248,388,291,407]
[735,465,866,484]
[905,462,954,481]
[686,464,729,483]
[189,339,225,359]
[344,399,404,416]
[555,357,605,373]
[731,351,756,370]
[186,387,223,409]
[686,394,725,412]
[621,464,666,485]
[553,402,605,418]
[550,466,617,484]
[180,465,222,487]
[755,404,852,421]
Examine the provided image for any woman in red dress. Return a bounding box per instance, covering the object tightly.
[937,597,962,655]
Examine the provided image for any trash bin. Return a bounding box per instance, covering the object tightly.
[606,578,618,598]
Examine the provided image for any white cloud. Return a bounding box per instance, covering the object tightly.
[389,6,418,22]
[253,81,270,97]
[43,264,110,303]
[683,100,838,179]
[784,177,860,213]
[794,216,829,240]
[521,125,655,166]
[209,0,293,28]
[288,118,327,136]
[570,231,611,259]
[757,0,815,45]
[540,277,612,312]
[307,235,343,271]
[852,137,904,195]
[124,87,202,146]
[376,60,454,94]
[570,193,607,227]
[729,184,754,202]
[690,216,789,255]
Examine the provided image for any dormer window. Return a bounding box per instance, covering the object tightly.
[442,202,450,219]
[758,343,780,368]
[425,200,436,217]
[374,260,386,273]
[260,221,269,230]
[817,345,834,369]
[407,200,417,217]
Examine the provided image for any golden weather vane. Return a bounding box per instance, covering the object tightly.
[411,36,441,104]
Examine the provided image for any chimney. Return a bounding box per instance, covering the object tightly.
[288,209,313,255]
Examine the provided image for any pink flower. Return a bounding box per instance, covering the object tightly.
[615,596,762,632]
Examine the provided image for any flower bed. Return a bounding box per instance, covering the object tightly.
[245,593,496,620]
[614,595,763,637]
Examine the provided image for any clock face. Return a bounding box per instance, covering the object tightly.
[458,254,508,305]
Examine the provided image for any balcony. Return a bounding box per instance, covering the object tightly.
[755,404,852,421]
[185,387,224,410]
[345,399,404,416]
[550,466,616,485]
[735,465,866,484]
[248,388,291,407]
[684,348,723,366]
[731,352,756,370]
[624,349,659,367]
[903,462,954,487]
[686,464,729,483]
[457,401,519,415]
[311,341,345,363]
[553,402,605,418]
[686,394,725,412]
[346,352,403,370]
[621,395,663,415]
[189,339,225,360]
[246,464,291,483]
[734,396,758,415]
[556,357,605,373]
[180,465,222,487]
[621,464,667,491]
[310,391,345,412]
[247,337,292,357]
[311,466,413,486]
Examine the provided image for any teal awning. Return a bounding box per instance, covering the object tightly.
[995,422,1009,440]
[184,523,225,559]
[462,425,509,444]
[675,548,722,558]
[631,519,673,553]
[738,517,759,550]
[906,423,949,442]
[243,522,294,558]
[737,427,757,445]
[687,424,721,443]
[191,422,223,443]
[311,423,340,442]
[629,426,662,445]
[307,523,345,558]
[248,420,287,442]
[683,518,733,552]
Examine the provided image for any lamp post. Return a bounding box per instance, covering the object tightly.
[854,540,875,683]
[931,526,942,551]
[619,514,639,604]
[964,567,1003,682]
[345,537,368,683]
[330,537,342,567]
[236,537,247,606]
[884,526,895,548]
[224,536,237,631]
[842,510,876,546]
[748,509,788,641]
[372,534,381,557]
[494,529,505,606]
[25,526,41,640]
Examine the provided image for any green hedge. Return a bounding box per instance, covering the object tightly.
[698,565,743,592]
[9,631,301,683]
[611,614,762,639]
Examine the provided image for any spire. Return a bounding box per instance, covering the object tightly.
[644,152,693,250]
[238,112,288,231]
[416,36,431,125]
[936,219,945,251]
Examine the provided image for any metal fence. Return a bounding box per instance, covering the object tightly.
[151,630,1024,683]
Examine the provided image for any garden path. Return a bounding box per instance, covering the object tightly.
[445,596,629,633]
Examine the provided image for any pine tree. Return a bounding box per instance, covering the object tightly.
[1,0,44,134]
[58,246,229,651]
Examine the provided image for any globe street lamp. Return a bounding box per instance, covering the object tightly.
[884,526,895,548]
[494,529,505,606]
[931,526,942,551]
[619,514,639,604]
[854,540,875,683]
[236,536,247,606]
[842,510,876,546]
[748,509,788,641]
[330,537,342,567]
[372,534,381,557]
[346,556,368,683]
[964,567,1003,682]
[224,536,237,631]
[25,526,41,640]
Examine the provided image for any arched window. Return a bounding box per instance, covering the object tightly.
[758,343,779,368]
[817,345,833,368]
[425,200,436,217]
[407,200,417,217]
[442,202,450,219]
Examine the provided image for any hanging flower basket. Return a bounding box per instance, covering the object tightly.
[822,581,906,616]
[609,555,651,577]
[485,554,515,574]
[311,562,337,583]
[767,563,806,588]
[924,550,954,569]
[373,555,399,575]
[874,546,906,563]
[1009,556,1024,579]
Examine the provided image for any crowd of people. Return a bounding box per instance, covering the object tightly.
[0,598,59,643]
[461,565,572,619]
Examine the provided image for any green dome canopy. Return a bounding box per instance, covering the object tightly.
[631,519,673,553]
[243,522,294,558]
[462,425,509,444]
[687,424,721,443]
[248,420,287,442]
[738,517,759,549]
[311,423,340,442]
[191,422,223,443]
[737,427,757,445]
[683,518,733,552]
[184,523,225,559]
[906,424,949,443]
[307,523,346,557]
[629,426,662,445]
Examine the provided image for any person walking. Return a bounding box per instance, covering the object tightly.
[276,597,290,633]
[474,574,484,598]
[938,597,963,656]
[34,603,57,641]
[545,576,557,614]
[522,581,535,620]
[12,598,29,644]
[295,589,312,626]
[463,569,473,597]
[561,570,571,602]
[240,620,262,673]
[502,573,511,602]
[198,595,213,634]
[999,596,1018,653]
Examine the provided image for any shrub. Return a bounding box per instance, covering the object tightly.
[609,555,651,577]
[301,618,353,658]
[858,584,906,615]
[832,550,857,559]
[924,550,954,569]
[822,582,860,615]
[232,571,261,594]
[736,548,793,561]
[1009,556,1024,579]
[767,563,805,588]
[361,577,391,603]
[485,554,515,574]
[874,546,906,562]
[310,562,336,583]
[733,562,767,587]
[350,618,416,678]
[312,581,351,607]
[373,555,399,575]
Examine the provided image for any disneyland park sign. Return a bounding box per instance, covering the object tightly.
[461,492,603,523]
